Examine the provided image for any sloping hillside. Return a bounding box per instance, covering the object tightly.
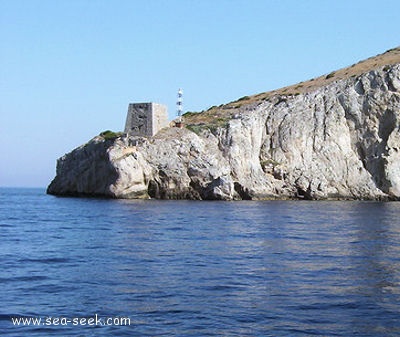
[184,47,400,127]
[48,47,400,200]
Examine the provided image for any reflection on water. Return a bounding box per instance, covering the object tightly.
[1,189,400,336]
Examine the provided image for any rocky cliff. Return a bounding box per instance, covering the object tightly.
[47,48,400,200]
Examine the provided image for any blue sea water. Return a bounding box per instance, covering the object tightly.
[0,188,400,336]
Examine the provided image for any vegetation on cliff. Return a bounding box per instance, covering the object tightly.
[48,47,400,200]
[183,47,400,128]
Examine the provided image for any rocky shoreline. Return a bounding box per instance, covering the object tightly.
[48,55,400,200]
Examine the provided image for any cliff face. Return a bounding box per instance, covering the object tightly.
[47,55,400,200]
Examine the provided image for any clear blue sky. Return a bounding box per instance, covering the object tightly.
[1,0,399,187]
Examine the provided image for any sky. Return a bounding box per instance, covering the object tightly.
[1,0,399,188]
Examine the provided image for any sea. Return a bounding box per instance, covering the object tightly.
[0,187,399,336]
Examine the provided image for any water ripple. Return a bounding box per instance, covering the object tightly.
[1,189,400,336]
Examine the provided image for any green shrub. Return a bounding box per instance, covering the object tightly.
[186,124,205,135]
[187,119,229,136]
[326,72,336,79]
[99,130,123,140]
[182,111,197,117]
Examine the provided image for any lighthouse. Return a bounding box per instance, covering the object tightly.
[176,88,183,127]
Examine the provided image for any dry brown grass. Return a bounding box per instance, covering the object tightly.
[184,47,400,126]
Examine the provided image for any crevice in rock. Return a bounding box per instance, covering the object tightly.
[354,80,365,95]
[189,179,204,200]
[234,182,252,200]
[352,109,396,193]
[385,72,397,92]
[147,180,160,199]
[355,141,367,170]
[295,186,312,200]
[379,109,396,142]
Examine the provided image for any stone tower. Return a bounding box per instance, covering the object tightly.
[124,103,169,137]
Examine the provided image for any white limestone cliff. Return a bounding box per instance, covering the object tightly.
[47,58,400,200]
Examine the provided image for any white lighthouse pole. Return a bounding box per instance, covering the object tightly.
[177,88,183,125]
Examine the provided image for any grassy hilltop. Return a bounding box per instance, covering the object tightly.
[184,47,400,129]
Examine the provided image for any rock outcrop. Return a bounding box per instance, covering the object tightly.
[47,48,400,200]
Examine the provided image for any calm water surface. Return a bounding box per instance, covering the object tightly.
[0,188,400,336]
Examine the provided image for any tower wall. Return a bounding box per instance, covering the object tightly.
[151,103,169,136]
[124,103,168,137]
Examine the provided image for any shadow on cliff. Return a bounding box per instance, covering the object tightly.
[47,138,120,198]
